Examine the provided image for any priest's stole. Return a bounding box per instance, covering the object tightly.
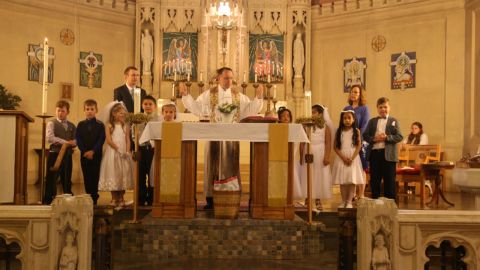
[268,124,289,207]
[160,122,182,203]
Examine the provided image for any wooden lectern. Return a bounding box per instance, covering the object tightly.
[0,111,34,204]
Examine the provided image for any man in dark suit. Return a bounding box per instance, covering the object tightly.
[363,97,403,200]
[113,66,147,113]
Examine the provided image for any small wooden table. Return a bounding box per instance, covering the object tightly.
[421,162,455,207]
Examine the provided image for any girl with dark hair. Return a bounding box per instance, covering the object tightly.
[344,84,370,200]
[331,110,365,208]
[297,105,333,210]
[403,122,428,145]
[277,107,293,123]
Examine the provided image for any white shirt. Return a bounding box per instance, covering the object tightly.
[126,83,135,96]
[46,118,69,145]
[182,85,263,121]
[372,116,388,149]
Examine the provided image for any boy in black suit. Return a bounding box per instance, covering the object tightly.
[363,97,403,200]
[113,66,146,113]
[76,99,105,205]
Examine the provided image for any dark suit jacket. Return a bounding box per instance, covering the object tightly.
[363,116,403,162]
[113,84,147,113]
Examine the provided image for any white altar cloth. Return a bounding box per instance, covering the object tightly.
[139,122,309,144]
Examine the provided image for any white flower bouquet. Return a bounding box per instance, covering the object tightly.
[218,103,238,114]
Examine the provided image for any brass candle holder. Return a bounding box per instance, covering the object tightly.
[273,98,278,112]
[36,114,53,204]
[198,81,205,94]
[185,81,192,96]
[265,83,273,114]
[241,82,248,95]
[126,114,149,224]
[171,81,179,103]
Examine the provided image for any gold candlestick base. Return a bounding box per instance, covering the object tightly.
[241,82,248,95]
[36,114,53,204]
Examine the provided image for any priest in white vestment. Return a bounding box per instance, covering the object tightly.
[180,67,264,209]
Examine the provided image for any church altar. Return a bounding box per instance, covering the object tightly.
[140,122,309,220]
[139,122,309,144]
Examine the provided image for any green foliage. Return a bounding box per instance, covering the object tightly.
[218,103,238,114]
[0,84,22,110]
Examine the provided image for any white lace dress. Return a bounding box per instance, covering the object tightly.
[332,129,365,185]
[98,124,133,191]
[293,127,332,200]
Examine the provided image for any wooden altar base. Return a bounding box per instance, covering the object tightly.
[115,212,324,260]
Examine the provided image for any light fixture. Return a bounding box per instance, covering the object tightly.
[208,0,241,65]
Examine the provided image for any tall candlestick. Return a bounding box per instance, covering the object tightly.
[267,74,271,83]
[133,88,141,114]
[171,83,175,97]
[243,71,246,83]
[187,72,190,82]
[199,71,203,82]
[174,70,177,82]
[273,85,277,99]
[42,38,49,115]
[305,90,312,117]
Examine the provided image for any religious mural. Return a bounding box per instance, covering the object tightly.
[79,51,103,89]
[27,44,54,83]
[390,51,416,90]
[343,57,367,92]
[162,32,198,81]
[249,34,284,83]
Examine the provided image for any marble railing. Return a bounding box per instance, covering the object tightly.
[0,195,93,270]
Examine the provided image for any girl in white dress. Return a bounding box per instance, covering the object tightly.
[98,102,133,208]
[295,105,333,210]
[332,110,365,208]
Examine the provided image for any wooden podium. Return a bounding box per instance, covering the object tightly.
[0,111,34,204]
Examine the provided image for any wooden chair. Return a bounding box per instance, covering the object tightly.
[396,144,442,206]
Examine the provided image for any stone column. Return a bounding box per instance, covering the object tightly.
[287,0,311,119]
[357,198,399,270]
[49,194,93,270]
[136,0,161,95]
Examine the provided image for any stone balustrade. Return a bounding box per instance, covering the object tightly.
[0,195,93,270]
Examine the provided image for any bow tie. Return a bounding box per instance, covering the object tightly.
[379,116,387,119]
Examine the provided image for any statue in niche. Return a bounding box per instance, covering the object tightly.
[141,28,154,73]
[293,32,305,78]
[371,233,391,270]
[59,230,78,270]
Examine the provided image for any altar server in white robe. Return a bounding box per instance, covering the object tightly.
[180,67,264,209]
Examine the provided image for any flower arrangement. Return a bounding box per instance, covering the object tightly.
[126,113,150,124]
[295,115,325,129]
[218,102,238,114]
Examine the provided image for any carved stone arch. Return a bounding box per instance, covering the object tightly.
[0,229,26,266]
[423,234,477,269]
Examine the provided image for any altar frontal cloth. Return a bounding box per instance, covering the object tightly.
[268,124,289,207]
[160,122,182,203]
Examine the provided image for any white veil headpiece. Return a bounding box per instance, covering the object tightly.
[159,101,179,122]
[99,101,127,125]
[314,104,336,139]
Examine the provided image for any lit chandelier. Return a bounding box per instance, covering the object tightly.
[208,0,240,30]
